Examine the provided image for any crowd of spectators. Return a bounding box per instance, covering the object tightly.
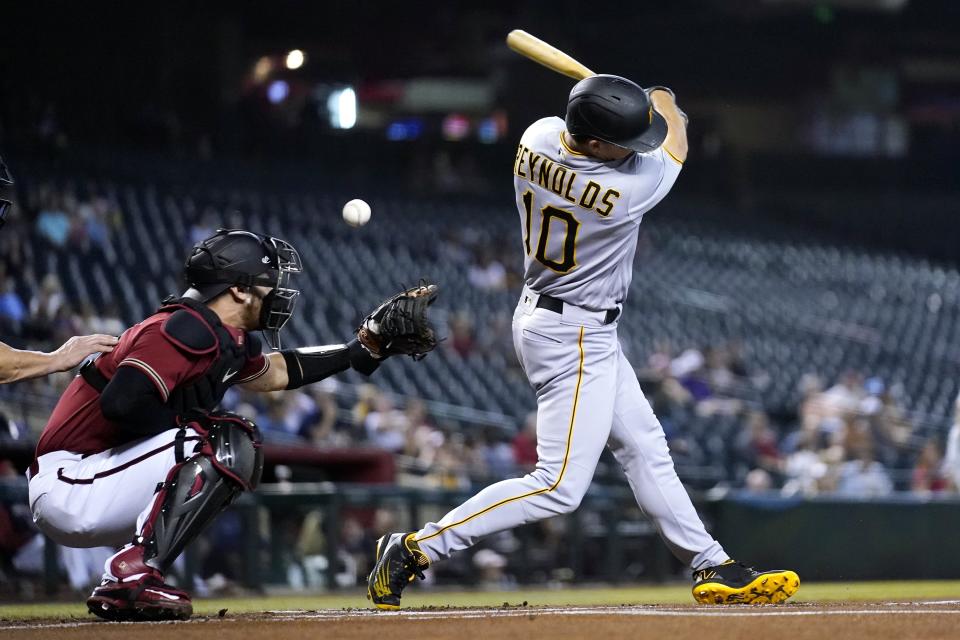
[0,181,124,351]
[1,183,955,500]
[220,381,531,491]
[639,340,957,498]
[2,182,960,598]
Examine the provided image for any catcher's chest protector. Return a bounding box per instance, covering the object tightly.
[156,298,254,414]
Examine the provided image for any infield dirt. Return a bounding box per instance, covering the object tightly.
[3,603,959,640]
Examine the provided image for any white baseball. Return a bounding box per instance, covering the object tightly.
[342,199,372,227]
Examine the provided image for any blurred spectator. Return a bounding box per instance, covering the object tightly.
[432,431,474,489]
[671,348,711,401]
[352,383,379,426]
[0,278,27,332]
[257,390,316,441]
[402,398,443,466]
[944,394,960,491]
[299,381,342,446]
[49,304,85,347]
[477,310,514,359]
[644,338,674,378]
[481,427,515,479]
[35,193,70,247]
[255,392,294,440]
[467,250,507,291]
[189,207,219,245]
[836,442,893,498]
[867,383,912,466]
[734,411,782,475]
[512,412,538,472]
[795,373,826,435]
[67,206,88,250]
[473,548,510,588]
[364,392,408,452]
[447,312,475,359]
[82,197,112,251]
[28,274,65,328]
[781,430,828,497]
[0,231,28,277]
[704,345,740,395]
[911,439,948,494]
[88,301,125,336]
[820,370,865,417]
[744,468,774,493]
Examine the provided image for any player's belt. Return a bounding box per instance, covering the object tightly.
[536,294,620,325]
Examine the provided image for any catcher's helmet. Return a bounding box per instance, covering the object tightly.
[565,74,667,154]
[0,153,14,230]
[184,229,302,349]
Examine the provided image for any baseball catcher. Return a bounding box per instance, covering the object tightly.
[26,228,437,621]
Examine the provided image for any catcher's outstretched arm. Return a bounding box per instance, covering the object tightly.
[241,341,379,392]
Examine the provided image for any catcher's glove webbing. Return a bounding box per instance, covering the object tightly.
[357,283,439,360]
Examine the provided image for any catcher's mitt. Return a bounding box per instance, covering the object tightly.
[357,283,439,360]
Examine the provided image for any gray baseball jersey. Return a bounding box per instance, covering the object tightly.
[512,116,681,310]
[414,114,729,574]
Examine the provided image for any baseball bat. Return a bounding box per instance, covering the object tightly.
[506,30,595,81]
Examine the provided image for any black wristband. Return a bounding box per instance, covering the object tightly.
[282,340,381,390]
[348,339,381,376]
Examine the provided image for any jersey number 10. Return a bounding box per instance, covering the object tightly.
[521,190,580,274]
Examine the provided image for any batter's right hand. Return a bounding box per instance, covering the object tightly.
[53,334,119,372]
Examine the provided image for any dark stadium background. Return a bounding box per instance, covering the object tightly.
[1,0,959,598]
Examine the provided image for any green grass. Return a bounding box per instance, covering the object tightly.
[2,581,959,620]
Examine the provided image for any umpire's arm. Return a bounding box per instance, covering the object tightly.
[0,334,118,384]
[240,340,380,392]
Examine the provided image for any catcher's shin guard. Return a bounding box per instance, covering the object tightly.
[137,415,263,573]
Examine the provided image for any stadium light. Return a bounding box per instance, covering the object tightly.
[285,49,306,70]
[253,56,273,83]
[268,80,290,104]
[328,87,357,129]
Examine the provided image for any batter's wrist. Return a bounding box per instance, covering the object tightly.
[646,85,675,100]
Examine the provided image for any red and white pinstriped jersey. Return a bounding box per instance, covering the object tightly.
[35,313,267,457]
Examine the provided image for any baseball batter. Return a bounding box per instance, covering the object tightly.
[369,75,799,607]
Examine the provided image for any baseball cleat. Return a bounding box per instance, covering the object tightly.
[367,532,429,610]
[86,543,192,621]
[87,575,193,621]
[692,559,800,605]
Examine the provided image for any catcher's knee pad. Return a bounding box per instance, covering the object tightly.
[137,414,263,572]
[205,414,264,490]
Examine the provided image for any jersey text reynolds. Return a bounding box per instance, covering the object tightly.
[513,143,621,217]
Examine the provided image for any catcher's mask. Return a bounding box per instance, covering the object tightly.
[184,228,302,350]
[0,154,14,231]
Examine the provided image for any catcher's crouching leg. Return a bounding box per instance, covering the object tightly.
[87,414,263,622]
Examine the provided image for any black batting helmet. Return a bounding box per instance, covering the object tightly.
[184,229,302,349]
[565,74,667,154]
